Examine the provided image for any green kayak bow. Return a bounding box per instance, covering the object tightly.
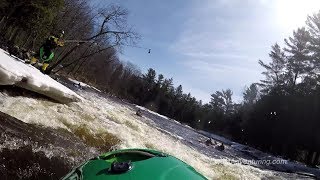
[62,149,207,180]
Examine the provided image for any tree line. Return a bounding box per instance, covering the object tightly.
[0,0,138,75]
[70,9,320,167]
[0,0,319,167]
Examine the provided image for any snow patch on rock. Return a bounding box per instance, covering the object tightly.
[68,78,101,92]
[0,48,82,103]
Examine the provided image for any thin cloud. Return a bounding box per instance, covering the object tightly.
[182,59,261,81]
[183,52,248,59]
[167,0,274,102]
[177,58,263,103]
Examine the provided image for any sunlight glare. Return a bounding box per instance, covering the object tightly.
[275,0,320,30]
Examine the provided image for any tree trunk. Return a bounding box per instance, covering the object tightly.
[0,16,8,34]
[314,152,320,166]
[281,144,288,157]
[22,32,33,48]
[32,35,38,50]
[293,72,298,87]
[306,151,315,166]
[0,16,6,28]
[8,27,18,41]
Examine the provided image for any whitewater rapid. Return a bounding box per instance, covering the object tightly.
[1,84,312,179]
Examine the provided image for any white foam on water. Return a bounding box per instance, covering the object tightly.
[68,78,102,92]
[136,105,169,120]
[0,89,296,179]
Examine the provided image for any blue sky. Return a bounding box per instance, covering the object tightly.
[93,0,320,103]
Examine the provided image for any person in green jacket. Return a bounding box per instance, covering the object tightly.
[28,30,65,72]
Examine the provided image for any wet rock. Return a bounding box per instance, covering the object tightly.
[0,111,100,179]
[215,143,225,151]
[136,109,143,117]
[0,145,69,180]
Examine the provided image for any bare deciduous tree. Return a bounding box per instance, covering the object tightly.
[47,4,139,74]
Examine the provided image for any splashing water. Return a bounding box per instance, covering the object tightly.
[0,88,313,179]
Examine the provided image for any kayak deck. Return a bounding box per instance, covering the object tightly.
[62,149,207,180]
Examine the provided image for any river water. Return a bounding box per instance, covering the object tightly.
[0,82,318,179]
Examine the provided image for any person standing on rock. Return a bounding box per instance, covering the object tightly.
[26,30,65,72]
